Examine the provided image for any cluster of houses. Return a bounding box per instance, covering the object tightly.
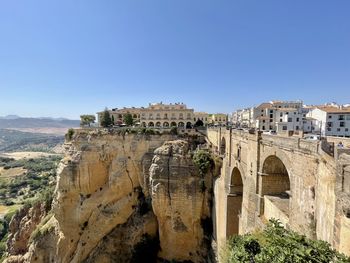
[96,100,350,138]
[232,100,350,137]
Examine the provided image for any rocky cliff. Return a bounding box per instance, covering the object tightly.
[5,129,214,263]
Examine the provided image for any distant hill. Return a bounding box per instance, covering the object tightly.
[0,116,80,129]
[0,129,64,153]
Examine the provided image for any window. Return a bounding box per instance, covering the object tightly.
[270,114,273,118]
[286,112,289,115]
[270,119,273,122]
[280,119,282,122]
[283,126,287,130]
[262,120,265,123]
[269,126,273,130]
[262,126,265,130]
[261,110,264,113]
[328,115,332,119]
[340,122,345,127]
[345,128,349,132]
[347,115,350,120]
[296,126,299,130]
[327,128,332,131]
[339,115,345,120]
[261,114,263,116]
[280,113,283,117]
[270,110,273,113]
[288,118,292,122]
[294,112,296,115]
[296,118,299,121]
[337,128,341,132]
[327,122,333,127]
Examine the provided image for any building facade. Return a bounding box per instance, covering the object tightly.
[209,113,228,126]
[307,106,350,137]
[193,112,209,126]
[139,102,194,128]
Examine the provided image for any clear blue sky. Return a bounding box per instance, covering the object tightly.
[0,0,349,119]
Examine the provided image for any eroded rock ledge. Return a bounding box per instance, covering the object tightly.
[5,130,214,263]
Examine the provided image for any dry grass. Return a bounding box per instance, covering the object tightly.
[0,151,60,160]
[0,205,8,215]
[9,127,70,135]
[0,167,27,178]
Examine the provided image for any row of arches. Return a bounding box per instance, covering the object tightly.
[141,121,193,128]
[226,155,290,238]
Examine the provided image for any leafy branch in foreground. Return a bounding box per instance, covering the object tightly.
[223,219,350,263]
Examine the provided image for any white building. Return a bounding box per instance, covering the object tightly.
[253,100,304,132]
[307,106,350,137]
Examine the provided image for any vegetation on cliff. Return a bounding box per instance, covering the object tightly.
[0,155,61,261]
[193,149,214,176]
[223,219,350,263]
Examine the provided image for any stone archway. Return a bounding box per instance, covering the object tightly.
[226,167,243,237]
[171,122,177,127]
[148,122,154,127]
[178,122,185,128]
[155,122,161,127]
[141,122,146,127]
[163,122,169,128]
[259,155,291,225]
[186,122,192,129]
[220,137,226,155]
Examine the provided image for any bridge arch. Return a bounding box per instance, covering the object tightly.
[259,155,291,225]
[226,167,244,237]
[220,136,226,155]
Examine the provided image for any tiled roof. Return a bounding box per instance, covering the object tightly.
[317,106,350,113]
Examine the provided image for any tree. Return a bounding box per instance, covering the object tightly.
[100,108,112,128]
[124,113,133,126]
[111,115,115,124]
[80,115,96,127]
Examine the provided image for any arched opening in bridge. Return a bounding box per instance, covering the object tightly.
[226,167,243,238]
[178,122,185,128]
[163,122,169,128]
[186,122,192,129]
[260,155,290,225]
[148,122,154,127]
[155,122,161,127]
[220,137,226,155]
[171,122,177,127]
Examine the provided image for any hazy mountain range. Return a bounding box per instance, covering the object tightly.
[0,115,80,129]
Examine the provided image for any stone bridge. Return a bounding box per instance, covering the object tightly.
[207,128,350,256]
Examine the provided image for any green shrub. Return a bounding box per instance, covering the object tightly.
[223,219,350,263]
[66,128,75,141]
[170,127,178,135]
[193,150,214,177]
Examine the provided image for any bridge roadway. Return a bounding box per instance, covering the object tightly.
[207,127,350,256]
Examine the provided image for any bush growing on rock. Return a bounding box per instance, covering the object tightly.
[222,219,350,263]
[193,150,214,177]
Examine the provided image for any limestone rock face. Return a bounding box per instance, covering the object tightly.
[149,140,212,262]
[6,203,47,256]
[8,130,213,263]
